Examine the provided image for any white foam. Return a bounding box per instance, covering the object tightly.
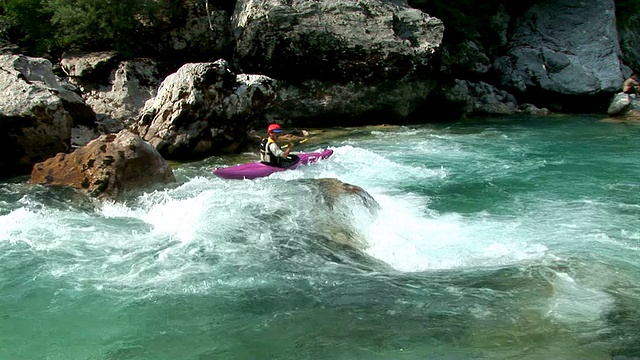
[0,207,37,245]
[544,272,614,326]
[360,192,549,272]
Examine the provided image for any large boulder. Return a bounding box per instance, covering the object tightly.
[232,0,443,82]
[0,55,95,179]
[607,93,640,119]
[132,59,278,159]
[494,0,623,100]
[232,0,444,123]
[30,130,176,200]
[60,51,119,81]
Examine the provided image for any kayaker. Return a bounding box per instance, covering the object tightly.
[260,124,298,167]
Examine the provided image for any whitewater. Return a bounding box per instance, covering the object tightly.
[1,114,639,359]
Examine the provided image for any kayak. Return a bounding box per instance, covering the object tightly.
[212,149,334,180]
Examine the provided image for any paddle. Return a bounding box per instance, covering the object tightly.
[282,138,309,160]
[282,138,308,149]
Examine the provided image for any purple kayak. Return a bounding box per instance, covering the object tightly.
[212,149,334,180]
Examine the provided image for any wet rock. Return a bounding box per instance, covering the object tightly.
[298,178,380,251]
[607,93,640,119]
[311,178,380,214]
[608,93,633,116]
[30,130,176,200]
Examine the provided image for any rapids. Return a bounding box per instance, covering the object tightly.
[1,115,639,359]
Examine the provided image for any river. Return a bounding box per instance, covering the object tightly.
[1,114,639,359]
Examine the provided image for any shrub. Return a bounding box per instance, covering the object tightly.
[0,0,54,55]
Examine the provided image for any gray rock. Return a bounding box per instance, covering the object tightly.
[441,40,492,75]
[83,59,161,130]
[133,59,278,158]
[231,0,444,123]
[0,55,94,178]
[60,51,118,80]
[608,93,632,116]
[268,78,437,121]
[519,103,550,116]
[433,79,519,117]
[494,0,623,96]
[232,0,444,82]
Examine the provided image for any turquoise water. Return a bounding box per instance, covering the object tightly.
[1,115,639,359]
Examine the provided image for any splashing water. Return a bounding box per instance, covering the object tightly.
[1,115,639,359]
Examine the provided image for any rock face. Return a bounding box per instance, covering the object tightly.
[30,130,176,200]
[617,10,640,75]
[61,52,163,147]
[494,0,623,97]
[269,79,438,124]
[158,5,233,63]
[133,59,278,159]
[62,52,161,129]
[232,0,444,123]
[233,0,444,82]
[0,54,95,179]
[85,60,161,129]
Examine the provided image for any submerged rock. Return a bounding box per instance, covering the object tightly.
[310,178,380,215]
[297,178,380,252]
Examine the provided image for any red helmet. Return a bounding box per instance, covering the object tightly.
[267,123,283,133]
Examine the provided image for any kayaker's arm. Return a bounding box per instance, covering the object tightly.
[284,143,292,158]
[269,142,290,159]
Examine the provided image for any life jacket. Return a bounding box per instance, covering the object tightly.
[260,137,279,165]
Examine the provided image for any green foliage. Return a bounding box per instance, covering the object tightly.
[0,0,54,55]
[0,0,179,57]
[45,0,164,55]
[616,0,640,15]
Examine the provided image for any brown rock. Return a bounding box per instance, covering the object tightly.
[311,178,380,214]
[31,130,176,200]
